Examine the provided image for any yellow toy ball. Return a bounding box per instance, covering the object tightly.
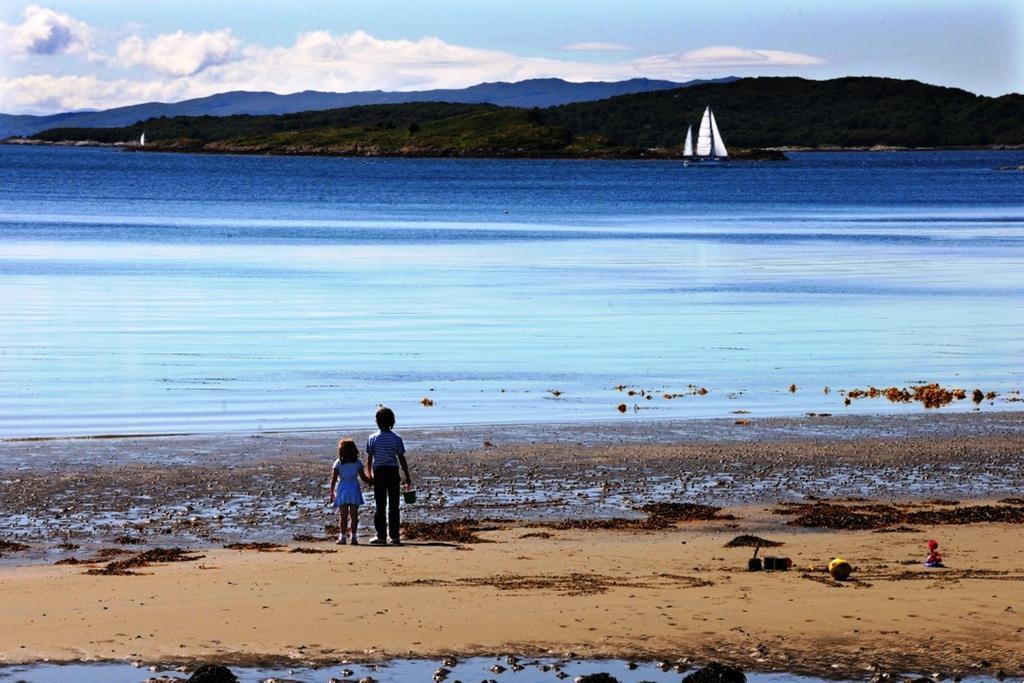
[828,557,853,581]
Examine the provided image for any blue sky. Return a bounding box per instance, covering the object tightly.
[1,0,1020,114]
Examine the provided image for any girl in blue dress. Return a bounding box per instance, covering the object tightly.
[329,438,373,545]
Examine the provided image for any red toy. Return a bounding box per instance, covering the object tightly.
[925,539,944,567]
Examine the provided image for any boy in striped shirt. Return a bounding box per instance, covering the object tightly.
[366,406,413,545]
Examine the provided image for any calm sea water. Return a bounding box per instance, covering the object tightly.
[1,146,1022,438]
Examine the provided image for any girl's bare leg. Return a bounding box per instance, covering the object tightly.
[348,505,360,542]
[337,507,350,543]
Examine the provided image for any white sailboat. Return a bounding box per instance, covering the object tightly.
[684,106,728,165]
[139,132,146,147]
[683,125,694,158]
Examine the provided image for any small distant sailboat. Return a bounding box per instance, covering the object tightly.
[139,132,146,147]
[683,106,728,166]
[683,125,694,159]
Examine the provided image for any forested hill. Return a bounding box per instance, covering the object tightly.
[0,77,722,139]
[539,76,1024,148]
[25,77,1024,156]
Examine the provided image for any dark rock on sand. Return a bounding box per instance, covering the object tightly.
[682,662,746,683]
[574,673,620,683]
[187,664,238,683]
[0,539,30,553]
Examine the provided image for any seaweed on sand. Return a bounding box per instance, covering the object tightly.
[536,502,730,532]
[292,533,329,542]
[111,534,144,545]
[640,502,728,521]
[0,540,30,553]
[223,542,285,551]
[402,518,497,544]
[780,501,1024,530]
[389,571,712,596]
[85,547,204,575]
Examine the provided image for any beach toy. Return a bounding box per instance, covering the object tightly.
[764,556,792,571]
[402,486,417,504]
[925,539,945,567]
[828,557,853,581]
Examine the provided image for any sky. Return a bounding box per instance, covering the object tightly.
[1,0,1021,115]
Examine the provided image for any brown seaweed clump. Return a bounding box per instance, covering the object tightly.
[223,542,285,551]
[85,548,204,576]
[534,503,728,533]
[843,383,980,409]
[0,540,30,553]
[640,502,726,522]
[780,501,1024,530]
[111,534,144,545]
[884,387,912,403]
[402,518,495,544]
[914,383,956,408]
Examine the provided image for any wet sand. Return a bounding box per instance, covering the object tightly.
[2,412,1023,556]
[1,413,1023,677]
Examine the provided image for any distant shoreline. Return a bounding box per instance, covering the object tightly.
[7,136,1024,156]
[1,136,790,160]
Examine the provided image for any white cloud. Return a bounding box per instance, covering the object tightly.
[0,24,826,114]
[0,74,192,113]
[0,4,92,57]
[638,46,826,70]
[117,29,239,77]
[562,42,631,52]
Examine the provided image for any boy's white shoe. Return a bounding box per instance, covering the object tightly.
[336,534,347,545]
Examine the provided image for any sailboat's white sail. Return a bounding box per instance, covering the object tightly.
[709,111,728,158]
[683,125,693,157]
[695,107,712,157]
[139,132,146,147]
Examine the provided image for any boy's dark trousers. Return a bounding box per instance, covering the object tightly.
[373,466,401,541]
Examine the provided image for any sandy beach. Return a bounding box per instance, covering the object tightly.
[1,502,1023,679]
[1,413,1023,678]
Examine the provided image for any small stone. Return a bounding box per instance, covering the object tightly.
[187,664,238,683]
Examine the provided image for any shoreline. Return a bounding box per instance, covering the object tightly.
[3,408,1022,447]
[7,136,1024,156]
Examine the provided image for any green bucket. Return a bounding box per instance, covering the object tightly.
[402,489,417,504]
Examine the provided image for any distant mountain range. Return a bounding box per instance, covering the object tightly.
[0,77,736,139]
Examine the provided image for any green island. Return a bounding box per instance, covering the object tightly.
[25,76,1024,159]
